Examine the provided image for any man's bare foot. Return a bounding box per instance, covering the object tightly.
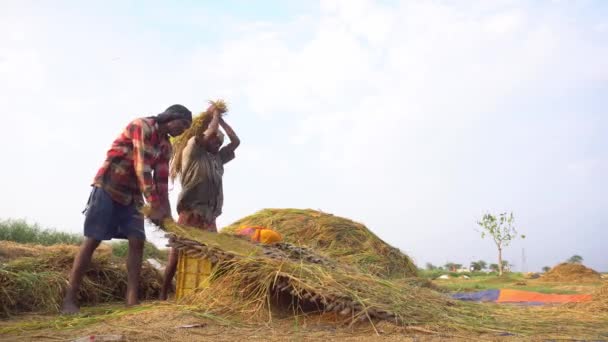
[61,298,80,314]
[126,300,140,307]
[126,291,140,307]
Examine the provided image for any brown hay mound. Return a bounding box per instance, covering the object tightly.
[0,241,112,262]
[539,263,602,283]
[221,209,417,278]
[0,243,161,317]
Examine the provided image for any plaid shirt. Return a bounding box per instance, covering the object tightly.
[93,118,172,207]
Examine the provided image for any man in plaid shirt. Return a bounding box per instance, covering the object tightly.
[62,104,192,314]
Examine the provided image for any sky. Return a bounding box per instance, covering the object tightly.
[1,0,606,272]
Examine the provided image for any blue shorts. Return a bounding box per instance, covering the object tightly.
[83,186,145,241]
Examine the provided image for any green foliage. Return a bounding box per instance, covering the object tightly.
[425,262,437,270]
[470,260,487,271]
[418,269,492,280]
[418,269,445,279]
[110,241,168,261]
[0,219,82,246]
[477,212,523,275]
[567,255,583,264]
[489,263,499,272]
[477,212,523,247]
[542,266,551,273]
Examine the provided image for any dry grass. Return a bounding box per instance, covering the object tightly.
[135,209,608,339]
[0,241,112,261]
[0,243,162,317]
[2,297,607,341]
[221,209,417,278]
[576,283,608,312]
[147,215,454,327]
[150,220,608,339]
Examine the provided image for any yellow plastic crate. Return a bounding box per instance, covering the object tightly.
[175,249,214,300]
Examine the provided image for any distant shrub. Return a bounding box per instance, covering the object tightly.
[111,240,168,261]
[0,219,82,246]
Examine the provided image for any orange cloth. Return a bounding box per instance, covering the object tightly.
[496,289,592,303]
[236,226,283,244]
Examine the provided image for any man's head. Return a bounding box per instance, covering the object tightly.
[156,104,193,137]
[204,130,224,154]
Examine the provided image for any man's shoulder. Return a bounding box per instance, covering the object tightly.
[129,117,156,129]
[126,117,157,136]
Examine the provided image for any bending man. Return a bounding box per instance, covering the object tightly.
[62,105,192,314]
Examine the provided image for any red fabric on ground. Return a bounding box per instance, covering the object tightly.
[496,289,592,303]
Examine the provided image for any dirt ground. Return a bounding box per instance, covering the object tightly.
[0,304,470,342]
[1,301,606,342]
[2,276,607,341]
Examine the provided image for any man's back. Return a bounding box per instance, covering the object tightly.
[93,117,171,206]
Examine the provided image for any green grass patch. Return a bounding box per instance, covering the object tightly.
[110,241,169,262]
[418,269,498,279]
[0,303,237,335]
[0,219,82,246]
[433,273,581,294]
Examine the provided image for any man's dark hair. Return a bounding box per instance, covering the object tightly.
[154,104,193,123]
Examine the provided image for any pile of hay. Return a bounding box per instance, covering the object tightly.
[539,263,602,283]
[149,210,608,336]
[221,209,417,278]
[160,219,608,338]
[580,284,608,312]
[165,230,465,328]
[146,215,490,334]
[0,243,162,317]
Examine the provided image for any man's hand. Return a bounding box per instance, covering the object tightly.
[149,203,170,227]
[207,102,226,116]
[206,103,217,114]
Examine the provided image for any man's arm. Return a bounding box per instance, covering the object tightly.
[154,142,172,220]
[219,117,240,152]
[218,118,239,164]
[131,120,168,221]
[180,136,197,174]
[196,107,221,145]
[131,120,160,206]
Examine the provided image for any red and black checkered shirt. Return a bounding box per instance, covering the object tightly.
[93,117,172,207]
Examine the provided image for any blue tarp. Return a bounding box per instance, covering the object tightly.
[451,289,500,302]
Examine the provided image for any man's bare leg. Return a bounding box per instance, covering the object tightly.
[62,237,101,314]
[160,247,178,300]
[126,237,144,306]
